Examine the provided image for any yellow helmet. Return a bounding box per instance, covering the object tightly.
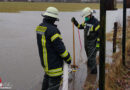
[82,7,93,17]
[42,7,59,19]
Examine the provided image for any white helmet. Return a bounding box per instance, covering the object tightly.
[81,7,93,17]
[42,7,59,19]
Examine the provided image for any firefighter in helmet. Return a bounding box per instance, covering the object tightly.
[36,7,71,90]
[71,7,100,74]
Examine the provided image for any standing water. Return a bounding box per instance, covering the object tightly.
[0,11,118,90]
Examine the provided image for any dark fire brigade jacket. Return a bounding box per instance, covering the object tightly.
[74,16,100,49]
[36,19,71,77]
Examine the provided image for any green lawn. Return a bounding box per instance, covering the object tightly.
[0,2,123,12]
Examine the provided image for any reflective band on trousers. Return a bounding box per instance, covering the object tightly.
[95,25,100,31]
[51,33,62,42]
[42,35,48,72]
[60,50,68,58]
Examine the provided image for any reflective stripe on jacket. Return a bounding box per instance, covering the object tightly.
[36,20,71,77]
[76,16,100,48]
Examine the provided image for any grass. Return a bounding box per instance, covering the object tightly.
[0,2,123,12]
[105,18,130,90]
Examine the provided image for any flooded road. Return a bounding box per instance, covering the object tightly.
[0,10,126,90]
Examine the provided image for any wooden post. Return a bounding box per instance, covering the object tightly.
[99,0,106,90]
[113,22,118,53]
[73,23,76,66]
[105,0,117,10]
[126,0,130,8]
[122,0,127,66]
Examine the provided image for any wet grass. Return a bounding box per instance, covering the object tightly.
[0,2,123,12]
[105,19,130,90]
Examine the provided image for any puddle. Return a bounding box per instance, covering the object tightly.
[0,10,128,90]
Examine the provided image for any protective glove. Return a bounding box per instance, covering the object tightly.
[71,17,76,23]
[65,58,71,65]
[71,17,78,26]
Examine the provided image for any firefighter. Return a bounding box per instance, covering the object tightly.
[36,7,71,90]
[71,7,100,74]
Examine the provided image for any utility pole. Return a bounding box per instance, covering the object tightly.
[99,0,106,90]
[122,0,127,66]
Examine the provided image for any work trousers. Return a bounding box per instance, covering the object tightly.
[42,74,62,90]
[85,40,97,70]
